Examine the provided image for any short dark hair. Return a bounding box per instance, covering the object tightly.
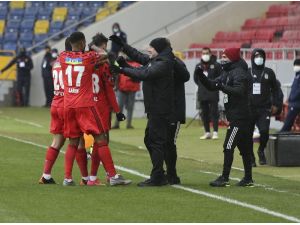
[92,33,108,47]
[202,47,211,53]
[65,37,72,51]
[69,31,85,45]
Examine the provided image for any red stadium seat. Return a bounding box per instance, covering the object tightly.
[252,29,275,43]
[242,18,260,30]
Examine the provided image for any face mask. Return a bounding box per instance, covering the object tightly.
[201,54,210,62]
[220,60,231,70]
[294,66,300,73]
[52,53,58,58]
[113,28,119,33]
[254,57,264,66]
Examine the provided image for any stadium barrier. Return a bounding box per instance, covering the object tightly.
[0,50,16,80]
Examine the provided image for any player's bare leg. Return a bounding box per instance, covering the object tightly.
[76,137,89,185]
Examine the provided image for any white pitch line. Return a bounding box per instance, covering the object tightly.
[0,115,43,128]
[1,134,300,223]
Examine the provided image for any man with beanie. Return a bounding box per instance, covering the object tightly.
[109,35,174,187]
[196,48,253,187]
[247,48,280,166]
[280,59,300,132]
[194,47,222,140]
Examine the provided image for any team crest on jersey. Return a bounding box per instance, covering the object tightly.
[65,57,83,65]
[210,64,214,69]
[53,61,61,69]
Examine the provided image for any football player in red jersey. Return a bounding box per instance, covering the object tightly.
[59,32,131,186]
[87,33,126,185]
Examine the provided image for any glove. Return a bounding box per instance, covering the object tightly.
[116,56,130,68]
[116,112,126,121]
[195,66,204,76]
[109,35,125,47]
[109,64,123,74]
[215,80,224,90]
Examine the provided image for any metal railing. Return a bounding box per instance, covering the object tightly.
[183,47,300,60]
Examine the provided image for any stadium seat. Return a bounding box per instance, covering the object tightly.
[0,7,8,17]
[20,19,35,32]
[34,20,49,34]
[44,1,58,9]
[67,15,80,21]
[74,1,88,8]
[4,32,18,42]
[96,8,111,21]
[105,1,120,12]
[6,20,21,30]
[281,30,300,43]
[0,2,8,8]
[38,7,53,19]
[68,7,82,17]
[242,18,260,30]
[10,1,25,9]
[252,29,275,43]
[19,32,34,42]
[19,40,32,49]
[0,20,5,35]
[48,28,61,41]
[52,7,68,21]
[50,21,64,30]
[29,1,44,8]
[89,2,105,8]
[58,2,73,7]
[24,7,38,19]
[3,42,17,51]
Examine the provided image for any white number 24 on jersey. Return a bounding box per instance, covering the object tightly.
[52,69,64,91]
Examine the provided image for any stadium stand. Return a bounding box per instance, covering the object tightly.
[188,1,300,60]
[0,1,135,53]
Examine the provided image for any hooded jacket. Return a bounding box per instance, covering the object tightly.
[247,48,280,110]
[198,58,250,124]
[121,44,174,115]
[193,55,222,102]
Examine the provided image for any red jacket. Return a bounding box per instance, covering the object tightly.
[118,61,140,92]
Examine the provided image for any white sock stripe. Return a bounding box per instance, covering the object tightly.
[226,127,238,149]
[1,133,300,223]
[173,122,181,145]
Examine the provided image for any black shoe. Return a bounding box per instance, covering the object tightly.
[111,125,120,129]
[167,175,181,185]
[126,125,134,129]
[209,175,230,187]
[137,179,168,187]
[39,176,56,184]
[257,151,267,165]
[236,177,254,187]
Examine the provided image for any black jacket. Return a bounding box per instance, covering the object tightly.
[122,44,174,115]
[248,48,280,110]
[198,59,250,124]
[288,71,300,108]
[111,30,127,55]
[194,56,222,102]
[41,52,54,78]
[171,57,190,124]
[1,53,33,77]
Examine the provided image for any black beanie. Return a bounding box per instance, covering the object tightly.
[294,59,300,66]
[149,37,170,53]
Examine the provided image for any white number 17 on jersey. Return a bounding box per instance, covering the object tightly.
[65,65,85,87]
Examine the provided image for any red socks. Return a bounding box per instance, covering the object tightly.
[43,146,60,175]
[94,142,116,177]
[90,147,100,176]
[75,148,88,178]
[64,144,77,179]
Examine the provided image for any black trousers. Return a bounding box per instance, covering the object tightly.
[200,100,219,132]
[249,109,271,157]
[164,121,181,177]
[43,75,54,106]
[222,122,252,180]
[16,75,31,106]
[144,114,169,183]
[280,106,300,132]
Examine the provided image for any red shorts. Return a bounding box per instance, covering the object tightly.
[50,106,64,134]
[64,106,105,138]
[97,105,111,132]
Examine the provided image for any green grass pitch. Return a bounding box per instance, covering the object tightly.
[0,107,300,222]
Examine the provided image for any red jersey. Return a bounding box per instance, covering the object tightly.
[51,59,64,108]
[59,51,99,108]
[93,63,120,113]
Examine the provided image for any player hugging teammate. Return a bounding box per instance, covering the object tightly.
[39,31,131,186]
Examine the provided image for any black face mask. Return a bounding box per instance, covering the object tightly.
[220,60,232,71]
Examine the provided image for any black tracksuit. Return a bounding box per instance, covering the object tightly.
[247,49,280,160]
[198,59,252,180]
[41,52,55,107]
[194,56,222,133]
[1,53,33,106]
[165,57,190,180]
[121,44,174,183]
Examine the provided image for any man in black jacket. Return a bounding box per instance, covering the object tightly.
[41,45,56,107]
[196,48,253,187]
[248,48,280,166]
[165,56,190,184]
[1,48,33,106]
[110,35,174,187]
[194,47,222,140]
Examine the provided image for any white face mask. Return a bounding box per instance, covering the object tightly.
[201,54,210,62]
[254,57,264,66]
[113,28,119,33]
[294,66,300,73]
[52,53,58,58]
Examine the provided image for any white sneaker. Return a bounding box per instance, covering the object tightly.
[109,174,132,186]
[200,132,211,140]
[212,132,218,140]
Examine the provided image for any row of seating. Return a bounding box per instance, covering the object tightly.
[266,3,300,17]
